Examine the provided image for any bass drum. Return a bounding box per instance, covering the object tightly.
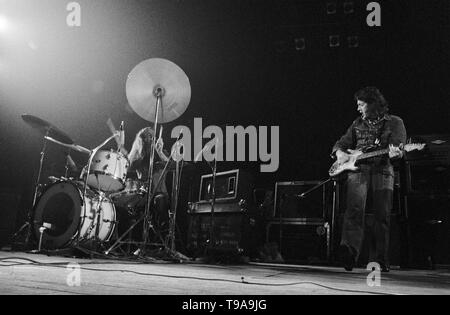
[33,181,116,250]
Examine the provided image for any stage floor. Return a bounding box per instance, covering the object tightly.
[0,251,448,295]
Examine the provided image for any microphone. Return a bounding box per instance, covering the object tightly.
[119,121,125,149]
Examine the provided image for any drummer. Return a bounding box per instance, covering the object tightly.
[127,127,171,231]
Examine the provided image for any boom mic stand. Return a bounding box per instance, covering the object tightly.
[296,177,338,262]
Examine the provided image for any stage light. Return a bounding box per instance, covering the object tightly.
[294,38,306,51]
[0,15,10,33]
[347,36,359,48]
[329,35,340,48]
[343,1,354,14]
[326,2,337,15]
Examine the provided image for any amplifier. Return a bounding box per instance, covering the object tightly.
[186,210,254,258]
[404,195,450,268]
[188,200,246,214]
[405,161,450,195]
[406,134,450,164]
[266,219,330,263]
[199,169,253,203]
[273,181,326,219]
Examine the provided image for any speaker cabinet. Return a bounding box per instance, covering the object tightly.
[186,206,256,258]
[273,181,326,219]
[404,195,450,268]
[405,162,450,195]
[266,219,330,263]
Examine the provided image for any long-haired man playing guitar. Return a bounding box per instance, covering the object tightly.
[332,87,406,272]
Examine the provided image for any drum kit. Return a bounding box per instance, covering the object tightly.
[15,58,191,260]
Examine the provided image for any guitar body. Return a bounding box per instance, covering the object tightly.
[328,143,425,177]
[329,150,363,177]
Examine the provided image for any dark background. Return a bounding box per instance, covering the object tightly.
[1,0,449,235]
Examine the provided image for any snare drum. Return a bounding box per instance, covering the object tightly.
[110,178,147,209]
[86,150,129,192]
[33,181,117,250]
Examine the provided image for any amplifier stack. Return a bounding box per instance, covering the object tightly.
[403,134,450,268]
[186,169,256,259]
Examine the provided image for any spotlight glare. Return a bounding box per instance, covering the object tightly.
[0,15,10,33]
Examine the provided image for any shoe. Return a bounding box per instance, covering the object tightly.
[340,245,356,272]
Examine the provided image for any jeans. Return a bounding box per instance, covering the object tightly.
[340,164,394,265]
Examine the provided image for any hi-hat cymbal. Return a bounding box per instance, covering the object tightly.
[22,114,74,145]
[126,58,191,123]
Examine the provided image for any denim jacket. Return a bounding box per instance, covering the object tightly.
[332,114,407,166]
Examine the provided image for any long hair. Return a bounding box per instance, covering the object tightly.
[354,86,389,117]
[128,127,154,164]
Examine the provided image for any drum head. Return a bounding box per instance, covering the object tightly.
[33,182,82,249]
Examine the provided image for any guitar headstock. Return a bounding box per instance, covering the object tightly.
[403,143,426,152]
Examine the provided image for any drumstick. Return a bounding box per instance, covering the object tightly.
[106,118,121,149]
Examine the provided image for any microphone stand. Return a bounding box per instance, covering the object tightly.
[204,149,218,257]
[13,130,50,245]
[297,177,338,262]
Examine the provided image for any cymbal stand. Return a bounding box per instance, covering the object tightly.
[105,151,171,256]
[12,130,50,244]
[167,158,183,252]
[141,86,164,255]
[75,133,118,246]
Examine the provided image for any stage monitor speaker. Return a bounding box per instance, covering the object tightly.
[0,192,21,248]
[266,219,330,263]
[273,181,326,219]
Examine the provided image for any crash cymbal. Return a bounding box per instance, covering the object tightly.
[126,58,191,123]
[22,114,74,145]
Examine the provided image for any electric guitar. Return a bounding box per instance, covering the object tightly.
[329,143,426,177]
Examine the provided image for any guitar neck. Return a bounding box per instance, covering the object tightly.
[356,148,390,161]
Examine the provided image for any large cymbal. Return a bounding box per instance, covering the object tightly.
[22,114,74,145]
[126,58,191,123]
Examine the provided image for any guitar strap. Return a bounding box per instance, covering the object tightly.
[374,119,387,147]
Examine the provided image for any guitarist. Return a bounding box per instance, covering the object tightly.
[332,87,406,272]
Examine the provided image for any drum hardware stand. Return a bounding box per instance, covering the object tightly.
[105,140,189,261]
[12,130,50,246]
[104,171,166,257]
[73,132,120,248]
[104,154,168,256]
[141,86,164,256]
[167,158,183,252]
